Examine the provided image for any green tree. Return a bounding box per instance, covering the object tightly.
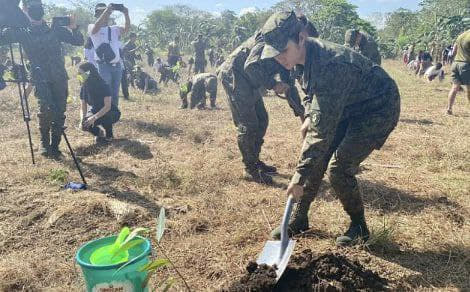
[273,0,377,43]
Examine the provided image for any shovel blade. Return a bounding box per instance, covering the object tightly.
[256,239,296,280]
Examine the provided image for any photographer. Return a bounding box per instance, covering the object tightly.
[78,62,120,143]
[0,0,83,158]
[88,3,130,109]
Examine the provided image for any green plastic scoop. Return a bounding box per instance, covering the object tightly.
[90,227,130,266]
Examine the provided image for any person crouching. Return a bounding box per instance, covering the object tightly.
[78,62,121,144]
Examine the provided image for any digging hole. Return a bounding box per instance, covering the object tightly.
[223,249,388,292]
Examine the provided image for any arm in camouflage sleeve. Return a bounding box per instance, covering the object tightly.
[55,26,84,46]
[244,42,277,90]
[279,67,304,117]
[291,62,358,186]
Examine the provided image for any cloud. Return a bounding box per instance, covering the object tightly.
[215,3,224,8]
[239,6,258,16]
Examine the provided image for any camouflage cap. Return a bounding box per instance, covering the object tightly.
[261,11,300,60]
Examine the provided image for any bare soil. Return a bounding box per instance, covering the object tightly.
[224,249,388,291]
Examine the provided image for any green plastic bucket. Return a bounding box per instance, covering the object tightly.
[76,235,151,292]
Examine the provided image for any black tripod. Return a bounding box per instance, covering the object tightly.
[5,43,35,164]
[4,45,87,186]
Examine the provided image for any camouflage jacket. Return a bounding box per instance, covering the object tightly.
[244,33,304,116]
[292,38,395,185]
[0,22,83,83]
[217,32,304,116]
[345,30,381,65]
[192,39,206,61]
[192,73,217,93]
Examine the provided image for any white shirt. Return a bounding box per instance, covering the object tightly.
[88,24,122,64]
[84,47,97,68]
[425,66,444,80]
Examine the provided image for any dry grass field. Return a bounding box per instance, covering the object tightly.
[0,60,468,291]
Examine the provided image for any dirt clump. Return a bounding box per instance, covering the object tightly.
[224,249,388,292]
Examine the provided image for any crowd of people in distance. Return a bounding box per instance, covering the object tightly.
[402,32,470,115]
[80,3,225,145]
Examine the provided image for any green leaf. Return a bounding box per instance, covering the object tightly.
[156,207,166,243]
[111,239,145,260]
[138,258,170,272]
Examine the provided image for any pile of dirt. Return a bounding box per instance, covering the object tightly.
[224,249,388,292]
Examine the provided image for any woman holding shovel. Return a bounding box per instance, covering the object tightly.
[261,12,400,246]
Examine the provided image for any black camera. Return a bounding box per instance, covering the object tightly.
[52,16,70,27]
[0,0,30,28]
[110,3,125,12]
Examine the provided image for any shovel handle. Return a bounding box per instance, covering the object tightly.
[280,195,294,258]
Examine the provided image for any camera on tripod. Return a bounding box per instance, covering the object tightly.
[0,0,30,28]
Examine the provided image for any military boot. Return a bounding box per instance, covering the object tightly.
[270,200,310,240]
[243,168,273,185]
[336,211,370,246]
[49,129,63,159]
[210,98,216,109]
[180,97,188,109]
[256,161,277,174]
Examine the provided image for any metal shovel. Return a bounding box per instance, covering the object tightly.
[257,195,296,281]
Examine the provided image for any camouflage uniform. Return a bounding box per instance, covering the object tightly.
[264,33,400,242]
[189,73,218,109]
[192,38,207,74]
[344,29,382,65]
[217,18,304,177]
[0,23,83,156]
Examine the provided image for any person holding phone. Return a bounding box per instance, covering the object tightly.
[78,62,121,143]
[0,0,83,158]
[88,3,130,109]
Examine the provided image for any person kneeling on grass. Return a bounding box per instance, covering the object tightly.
[424,62,444,82]
[179,73,218,109]
[78,62,121,144]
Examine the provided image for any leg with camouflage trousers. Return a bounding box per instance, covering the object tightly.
[220,68,273,184]
[36,80,67,158]
[272,85,400,245]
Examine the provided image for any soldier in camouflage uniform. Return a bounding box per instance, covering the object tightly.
[0,1,83,158]
[179,73,218,109]
[192,34,207,74]
[345,29,381,65]
[168,36,181,67]
[263,13,400,246]
[218,12,313,185]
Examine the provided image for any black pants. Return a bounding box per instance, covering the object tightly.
[121,68,130,99]
[86,110,121,138]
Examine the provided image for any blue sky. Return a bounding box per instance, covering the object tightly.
[45,0,422,24]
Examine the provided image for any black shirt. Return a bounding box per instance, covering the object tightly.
[80,79,116,114]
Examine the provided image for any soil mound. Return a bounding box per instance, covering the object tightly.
[224,249,388,292]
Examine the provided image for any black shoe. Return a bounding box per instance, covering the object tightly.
[257,161,277,174]
[48,147,63,160]
[336,221,370,246]
[95,136,108,145]
[243,169,273,185]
